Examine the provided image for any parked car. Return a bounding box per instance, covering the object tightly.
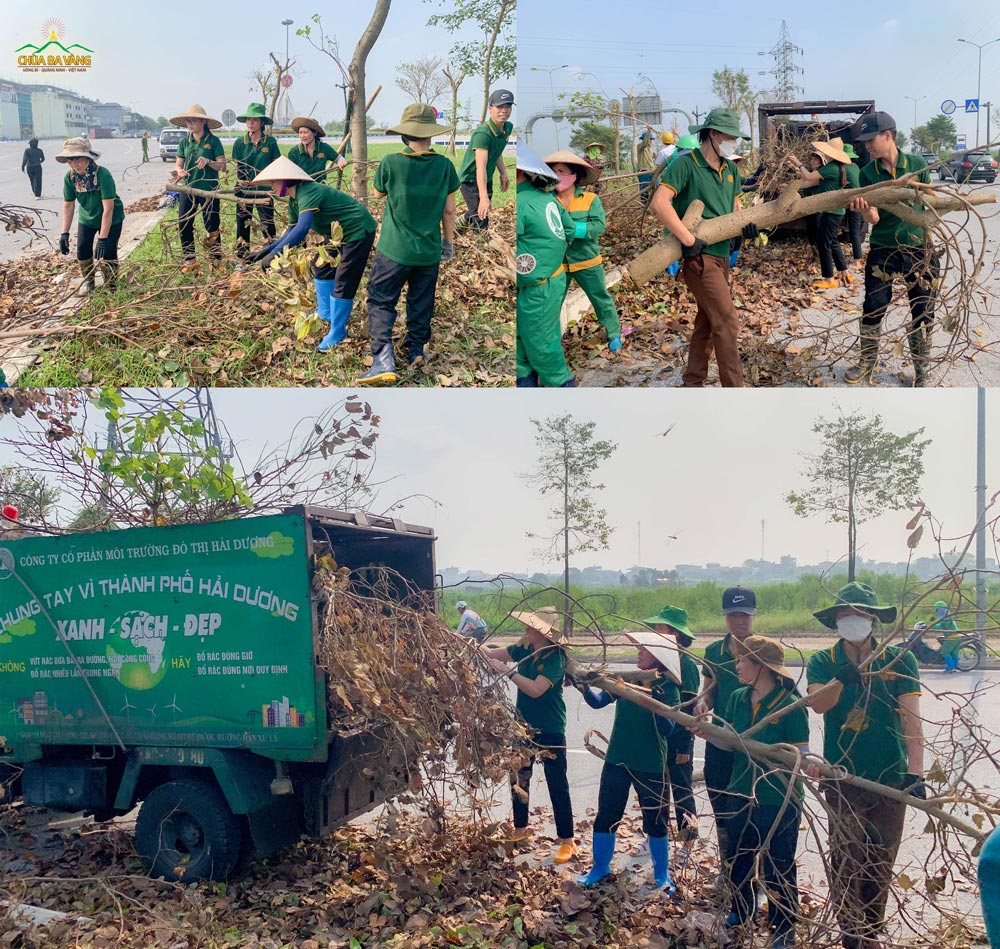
[158,127,187,162]
[940,151,998,183]
[918,151,938,168]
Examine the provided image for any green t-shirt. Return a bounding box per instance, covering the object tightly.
[506,639,567,734]
[659,150,743,258]
[812,161,847,216]
[605,673,680,773]
[63,164,125,229]
[176,130,225,191]
[725,684,809,808]
[844,162,861,190]
[288,140,341,182]
[702,636,741,727]
[806,640,921,785]
[373,148,460,266]
[289,180,376,244]
[231,132,281,192]
[515,181,574,288]
[458,119,513,184]
[859,151,930,248]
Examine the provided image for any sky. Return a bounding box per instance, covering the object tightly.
[3,388,993,578]
[517,1,1000,155]
[4,0,498,130]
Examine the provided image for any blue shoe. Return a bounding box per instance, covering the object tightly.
[355,344,397,386]
[312,277,334,325]
[648,835,675,893]
[577,832,615,887]
[318,296,353,351]
[608,335,622,353]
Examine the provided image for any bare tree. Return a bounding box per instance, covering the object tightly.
[348,0,392,202]
[395,55,449,106]
[442,64,469,154]
[250,63,276,112]
[268,51,296,122]
[299,15,355,152]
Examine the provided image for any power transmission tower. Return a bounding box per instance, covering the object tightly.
[759,21,804,103]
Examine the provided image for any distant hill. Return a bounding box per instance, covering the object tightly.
[16,41,94,54]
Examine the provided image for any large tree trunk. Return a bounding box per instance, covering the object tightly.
[479,0,513,122]
[349,0,392,203]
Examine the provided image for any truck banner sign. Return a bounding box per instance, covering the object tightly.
[0,513,323,755]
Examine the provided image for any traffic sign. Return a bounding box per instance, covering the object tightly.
[956,133,967,149]
[221,108,236,126]
[941,99,956,114]
[966,98,979,113]
[281,74,293,89]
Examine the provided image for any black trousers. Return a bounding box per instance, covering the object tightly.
[861,245,939,334]
[235,190,275,250]
[460,179,493,229]
[315,228,376,299]
[178,191,221,259]
[511,731,574,840]
[77,220,123,262]
[26,165,42,197]
[704,742,735,851]
[366,251,440,355]
[728,802,800,936]
[816,212,848,278]
[845,209,865,260]
[593,761,670,838]
[663,735,697,838]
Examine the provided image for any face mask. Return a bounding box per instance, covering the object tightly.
[556,174,576,193]
[936,607,948,618]
[714,134,740,160]
[278,181,289,197]
[837,614,873,643]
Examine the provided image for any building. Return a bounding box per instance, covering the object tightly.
[0,84,19,140]
[0,79,124,139]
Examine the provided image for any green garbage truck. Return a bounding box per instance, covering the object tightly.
[0,506,436,881]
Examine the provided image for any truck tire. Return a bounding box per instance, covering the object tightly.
[135,779,242,881]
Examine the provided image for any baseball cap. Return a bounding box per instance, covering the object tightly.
[489,89,515,107]
[854,111,896,142]
[722,586,757,615]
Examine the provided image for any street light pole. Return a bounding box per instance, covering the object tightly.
[904,94,926,131]
[530,64,568,147]
[957,37,1000,148]
[281,18,293,63]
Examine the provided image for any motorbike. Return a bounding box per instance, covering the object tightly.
[902,623,985,672]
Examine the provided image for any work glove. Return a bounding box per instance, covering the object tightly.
[667,261,680,277]
[608,336,622,353]
[247,247,271,264]
[258,252,277,271]
[903,772,928,800]
[94,238,108,260]
[742,223,759,240]
[440,238,454,262]
[681,237,708,259]
[59,232,70,255]
[833,663,863,687]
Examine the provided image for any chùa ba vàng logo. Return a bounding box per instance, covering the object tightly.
[16,19,94,73]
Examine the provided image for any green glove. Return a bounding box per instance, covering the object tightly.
[573,221,587,239]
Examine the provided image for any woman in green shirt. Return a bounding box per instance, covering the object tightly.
[791,139,851,290]
[289,117,345,183]
[56,136,125,292]
[481,606,577,865]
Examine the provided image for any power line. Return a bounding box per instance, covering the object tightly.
[758,20,803,103]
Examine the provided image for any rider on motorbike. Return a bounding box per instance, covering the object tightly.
[929,601,962,673]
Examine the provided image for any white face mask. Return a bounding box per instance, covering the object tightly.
[713,134,741,160]
[837,614,873,643]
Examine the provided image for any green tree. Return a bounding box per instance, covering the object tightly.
[910,124,934,153]
[523,414,617,634]
[711,66,758,148]
[785,410,931,582]
[0,467,58,525]
[926,115,958,152]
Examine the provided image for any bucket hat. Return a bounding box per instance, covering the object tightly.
[250,155,315,186]
[813,137,850,164]
[542,149,599,186]
[291,116,325,138]
[642,605,695,639]
[842,142,859,160]
[690,107,750,139]
[737,635,796,687]
[55,136,100,163]
[171,104,222,130]
[623,629,682,684]
[238,102,273,125]
[510,606,567,645]
[813,582,897,630]
[388,103,453,137]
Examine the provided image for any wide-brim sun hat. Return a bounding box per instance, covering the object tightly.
[56,136,100,163]
[813,581,898,630]
[642,604,695,639]
[238,102,273,125]
[292,116,325,137]
[623,629,682,684]
[388,103,453,137]
[737,635,796,687]
[813,137,850,164]
[250,155,315,186]
[516,142,559,187]
[542,149,599,186]
[689,107,750,140]
[171,104,222,130]
[510,606,567,645]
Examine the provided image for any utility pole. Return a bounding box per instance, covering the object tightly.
[691,106,704,125]
[984,101,993,149]
[976,387,987,642]
[957,37,1000,148]
[637,521,641,569]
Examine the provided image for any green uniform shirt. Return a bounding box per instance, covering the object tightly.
[516,181,573,288]
[373,148,460,266]
[177,130,225,192]
[289,180,376,244]
[458,119,513,184]
[844,162,861,190]
[63,164,124,229]
[725,684,809,808]
[563,188,606,269]
[931,616,963,658]
[809,161,847,216]
[702,636,741,727]
[660,150,743,258]
[859,151,930,248]
[232,132,281,193]
[605,673,681,773]
[288,140,341,182]
[506,639,567,734]
[806,640,920,785]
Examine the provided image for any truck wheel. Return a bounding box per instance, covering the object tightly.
[135,779,242,881]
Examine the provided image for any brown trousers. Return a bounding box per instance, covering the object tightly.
[680,253,743,387]
[825,784,907,949]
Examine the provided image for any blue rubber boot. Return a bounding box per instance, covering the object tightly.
[608,336,622,352]
[577,832,615,886]
[313,278,334,325]
[944,655,958,673]
[355,343,397,386]
[318,296,352,350]
[648,835,676,894]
